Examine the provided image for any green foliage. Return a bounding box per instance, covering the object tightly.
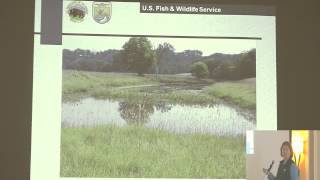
[63,49,118,72]
[236,49,256,79]
[63,45,254,79]
[155,42,175,74]
[155,43,203,74]
[61,125,245,178]
[191,62,209,79]
[116,37,156,76]
[156,42,175,55]
[204,49,256,80]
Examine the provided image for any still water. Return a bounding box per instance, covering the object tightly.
[62,98,255,137]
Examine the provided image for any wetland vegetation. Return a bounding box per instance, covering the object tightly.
[60,37,256,178]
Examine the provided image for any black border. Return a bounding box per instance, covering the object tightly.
[35,32,262,40]
[1,0,320,180]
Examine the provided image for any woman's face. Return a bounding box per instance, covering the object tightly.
[281,145,292,160]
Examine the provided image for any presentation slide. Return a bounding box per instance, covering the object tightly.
[31,1,276,179]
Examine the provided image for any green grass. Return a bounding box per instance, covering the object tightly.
[62,70,215,104]
[161,91,216,105]
[205,82,256,109]
[62,70,158,101]
[146,74,214,84]
[60,125,245,178]
[62,70,256,109]
[90,88,217,105]
[63,70,158,92]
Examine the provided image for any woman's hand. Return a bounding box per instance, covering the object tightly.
[262,168,272,176]
[263,168,276,180]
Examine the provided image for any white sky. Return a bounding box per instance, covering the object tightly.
[63,36,256,56]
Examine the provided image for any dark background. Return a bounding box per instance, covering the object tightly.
[1,0,319,179]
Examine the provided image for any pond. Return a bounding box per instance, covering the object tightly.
[62,97,255,137]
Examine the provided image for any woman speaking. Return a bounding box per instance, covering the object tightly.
[263,141,299,180]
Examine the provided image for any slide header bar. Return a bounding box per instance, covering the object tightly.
[140,3,275,16]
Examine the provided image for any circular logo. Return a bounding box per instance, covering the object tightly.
[92,2,112,24]
[66,1,88,23]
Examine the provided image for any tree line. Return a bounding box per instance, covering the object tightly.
[63,37,256,80]
[191,49,256,80]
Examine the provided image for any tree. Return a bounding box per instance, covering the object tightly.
[182,50,203,57]
[191,62,209,79]
[156,43,175,54]
[236,49,256,79]
[213,61,236,80]
[203,49,256,80]
[155,42,175,74]
[117,37,156,76]
[155,44,203,74]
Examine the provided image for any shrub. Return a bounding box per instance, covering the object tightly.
[191,62,209,79]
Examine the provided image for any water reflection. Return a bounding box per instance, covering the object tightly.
[62,98,255,136]
[155,102,172,113]
[119,101,154,125]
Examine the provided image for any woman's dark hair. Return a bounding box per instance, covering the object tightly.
[280,141,294,159]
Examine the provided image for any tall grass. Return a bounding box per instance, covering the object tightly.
[63,70,158,94]
[62,70,158,101]
[206,82,256,109]
[60,125,245,178]
[90,88,217,105]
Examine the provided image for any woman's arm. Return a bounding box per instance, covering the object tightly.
[290,164,299,180]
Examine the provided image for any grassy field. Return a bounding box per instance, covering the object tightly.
[62,70,158,100]
[205,81,256,109]
[61,125,245,178]
[62,70,216,104]
[62,70,256,109]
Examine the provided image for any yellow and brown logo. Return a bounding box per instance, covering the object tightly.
[66,1,88,23]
